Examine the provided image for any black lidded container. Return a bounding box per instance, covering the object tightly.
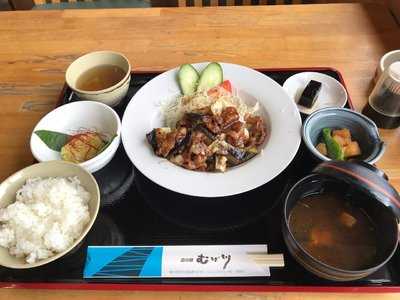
[283,161,400,281]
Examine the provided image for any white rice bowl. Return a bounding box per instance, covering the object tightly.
[0,177,90,264]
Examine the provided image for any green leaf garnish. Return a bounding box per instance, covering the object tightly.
[98,134,117,154]
[34,130,71,152]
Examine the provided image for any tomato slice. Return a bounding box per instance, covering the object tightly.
[219,80,232,93]
[207,80,232,97]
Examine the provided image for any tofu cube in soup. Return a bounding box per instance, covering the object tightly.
[339,212,357,228]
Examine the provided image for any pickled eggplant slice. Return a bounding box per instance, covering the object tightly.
[194,122,255,166]
[226,150,256,167]
[146,127,175,157]
[227,145,247,161]
[195,124,216,141]
[146,129,158,152]
[224,142,257,166]
[206,155,216,172]
[169,130,191,156]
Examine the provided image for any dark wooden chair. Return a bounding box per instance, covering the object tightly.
[150,0,307,7]
[9,0,150,10]
[8,0,91,9]
[150,0,390,7]
[176,0,304,7]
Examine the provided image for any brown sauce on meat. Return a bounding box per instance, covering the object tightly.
[147,106,267,172]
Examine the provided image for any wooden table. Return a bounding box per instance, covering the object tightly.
[0,3,400,300]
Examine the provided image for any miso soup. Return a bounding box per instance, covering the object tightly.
[288,192,378,270]
[76,64,126,91]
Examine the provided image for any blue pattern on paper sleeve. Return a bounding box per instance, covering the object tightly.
[139,246,163,277]
[83,246,132,278]
[84,246,161,278]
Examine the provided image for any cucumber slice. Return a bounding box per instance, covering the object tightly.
[197,62,223,92]
[178,64,200,95]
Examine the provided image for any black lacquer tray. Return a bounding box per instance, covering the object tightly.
[2,67,400,292]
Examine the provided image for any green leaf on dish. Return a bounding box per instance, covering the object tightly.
[34,130,71,152]
[98,134,117,154]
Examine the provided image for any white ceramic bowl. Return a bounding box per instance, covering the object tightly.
[65,51,131,107]
[0,161,100,269]
[283,72,348,115]
[30,101,121,173]
[122,62,302,198]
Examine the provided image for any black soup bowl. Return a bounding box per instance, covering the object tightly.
[283,161,400,281]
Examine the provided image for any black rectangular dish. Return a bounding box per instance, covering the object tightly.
[2,67,400,293]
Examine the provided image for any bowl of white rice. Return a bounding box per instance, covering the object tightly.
[0,161,100,269]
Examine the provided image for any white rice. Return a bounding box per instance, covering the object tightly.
[0,177,91,264]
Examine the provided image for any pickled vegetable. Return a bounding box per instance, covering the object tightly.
[322,128,345,160]
[61,132,106,163]
[35,129,113,163]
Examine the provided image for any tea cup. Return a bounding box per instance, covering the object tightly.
[65,51,131,107]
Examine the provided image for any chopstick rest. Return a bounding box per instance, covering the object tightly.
[84,245,283,279]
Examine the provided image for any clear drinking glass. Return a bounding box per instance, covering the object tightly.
[363,62,400,129]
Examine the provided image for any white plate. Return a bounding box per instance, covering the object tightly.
[282,72,347,115]
[121,62,302,197]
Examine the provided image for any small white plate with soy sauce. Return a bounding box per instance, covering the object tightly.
[283,72,348,115]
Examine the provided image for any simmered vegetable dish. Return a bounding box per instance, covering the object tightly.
[316,128,361,160]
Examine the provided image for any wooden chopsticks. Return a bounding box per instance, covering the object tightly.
[247,252,285,267]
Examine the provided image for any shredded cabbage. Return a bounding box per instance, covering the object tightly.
[162,86,259,128]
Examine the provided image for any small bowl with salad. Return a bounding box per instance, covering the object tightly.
[30,101,121,173]
[302,107,385,164]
